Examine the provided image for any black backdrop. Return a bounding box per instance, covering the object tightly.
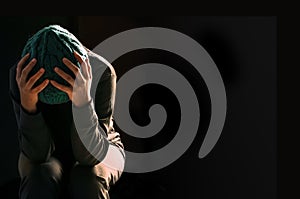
[0,16,276,199]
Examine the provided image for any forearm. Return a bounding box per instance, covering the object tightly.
[71,52,125,169]
[18,103,53,163]
[9,65,53,163]
[71,99,110,166]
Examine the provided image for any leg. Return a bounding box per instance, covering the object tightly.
[69,162,121,199]
[18,153,63,199]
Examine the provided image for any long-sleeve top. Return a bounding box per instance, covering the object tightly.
[9,50,125,170]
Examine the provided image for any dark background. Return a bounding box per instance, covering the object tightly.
[0,16,276,199]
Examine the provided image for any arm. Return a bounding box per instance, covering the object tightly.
[50,51,125,167]
[9,65,53,163]
[70,54,125,166]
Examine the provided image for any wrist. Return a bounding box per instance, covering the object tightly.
[21,103,38,114]
[73,96,92,108]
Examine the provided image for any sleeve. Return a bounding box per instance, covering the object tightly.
[71,56,125,168]
[9,65,54,163]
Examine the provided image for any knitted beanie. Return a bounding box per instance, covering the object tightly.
[21,25,87,104]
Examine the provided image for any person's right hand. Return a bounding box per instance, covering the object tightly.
[16,53,49,114]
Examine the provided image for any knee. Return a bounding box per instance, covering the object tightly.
[69,164,109,199]
[29,163,62,184]
[19,153,62,184]
[18,154,63,199]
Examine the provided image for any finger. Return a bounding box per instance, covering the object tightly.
[50,80,72,96]
[54,67,75,86]
[86,57,92,78]
[26,68,45,89]
[20,58,37,85]
[62,57,80,76]
[74,51,91,78]
[32,79,49,93]
[80,57,89,79]
[74,51,84,64]
[16,53,30,81]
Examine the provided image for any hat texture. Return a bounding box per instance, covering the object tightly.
[21,25,87,104]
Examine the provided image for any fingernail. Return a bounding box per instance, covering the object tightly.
[54,67,58,71]
[40,68,45,72]
[31,58,36,63]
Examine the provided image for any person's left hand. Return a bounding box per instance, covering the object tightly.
[50,51,92,107]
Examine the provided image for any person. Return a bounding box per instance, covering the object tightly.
[8,25,125,199]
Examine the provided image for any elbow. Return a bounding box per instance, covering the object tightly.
[101,144,125,173]
[20,142,53,164]
[21,149,51,164]
[72,144,106,166]
[73,136,110,166]
[74,151,103,166]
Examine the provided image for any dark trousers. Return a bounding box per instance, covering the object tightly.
[18,153,120,199]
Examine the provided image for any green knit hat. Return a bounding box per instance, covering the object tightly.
[21,25,87,104]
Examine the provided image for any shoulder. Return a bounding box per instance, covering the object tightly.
[87,50,116,79]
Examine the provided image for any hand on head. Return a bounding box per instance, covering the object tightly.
[16,51,92,114]
[16,53,49,114]
[50,51,92,108]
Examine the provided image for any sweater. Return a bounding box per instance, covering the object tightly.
[9,51,125,170]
